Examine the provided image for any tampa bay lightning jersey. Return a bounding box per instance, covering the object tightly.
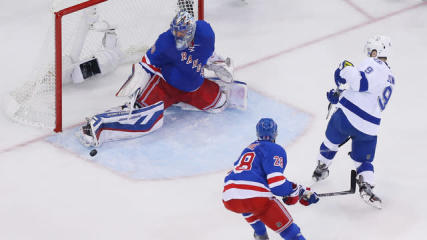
[222,140,294,201]
[140,20,215,92]
[337,57,395,136]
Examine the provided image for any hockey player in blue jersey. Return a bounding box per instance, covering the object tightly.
[312,35,395,209]
[223,118,319,240]
[78,11,246,147]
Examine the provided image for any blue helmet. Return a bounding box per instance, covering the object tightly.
[256,118,278,142]
[170,11,196,50]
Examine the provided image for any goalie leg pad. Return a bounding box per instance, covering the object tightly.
[78,101,164,147]
[116,63,151,97]
[226,80,247,110]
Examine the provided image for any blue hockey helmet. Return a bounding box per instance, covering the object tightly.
[170,11,196,50]
[256,118,278,142]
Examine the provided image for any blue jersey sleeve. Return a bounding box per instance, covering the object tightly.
[260,142,294,196]
[146,31,176,68]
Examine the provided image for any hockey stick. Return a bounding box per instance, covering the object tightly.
[317,170,357,197]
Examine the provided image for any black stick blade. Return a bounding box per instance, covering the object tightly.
[317,170,357,197]
[350,170,357,193]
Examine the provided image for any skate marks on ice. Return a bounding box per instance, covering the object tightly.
[46,90,310,180]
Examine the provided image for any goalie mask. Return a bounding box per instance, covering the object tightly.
[256,118,278,142]
[364,35,391,58]
[170,11,196,50]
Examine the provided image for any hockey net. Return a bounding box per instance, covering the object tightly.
[5,0,203,132]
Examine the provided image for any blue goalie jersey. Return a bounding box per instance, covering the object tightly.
[140,20,215,92]
[222,140,295,201]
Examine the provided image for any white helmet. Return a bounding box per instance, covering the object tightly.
[364,35,392,58]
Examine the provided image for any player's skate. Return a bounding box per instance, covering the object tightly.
[77,117,99,147]
[253,232,269,240]
[357,176,382,209]
[312,160,329,182]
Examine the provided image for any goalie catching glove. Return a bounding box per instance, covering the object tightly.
[282,183,319,206]
[205,52,234,83]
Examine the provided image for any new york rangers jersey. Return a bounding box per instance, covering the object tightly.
[222,140,294,201]
[337,57,395,136]
[140,20,215,92]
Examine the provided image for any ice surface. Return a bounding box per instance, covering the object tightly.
[1,0,426,240]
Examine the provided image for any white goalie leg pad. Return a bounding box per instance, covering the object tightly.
[175,80,248,112]
[206,91,228,113]
[227,80,247,110]
[115,63,151,97]
[81,101,164,147]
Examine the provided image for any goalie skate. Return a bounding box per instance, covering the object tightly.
[357,177,382,209]
[77,118,99,147]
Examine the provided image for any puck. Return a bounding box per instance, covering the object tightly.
[89,149,98,157]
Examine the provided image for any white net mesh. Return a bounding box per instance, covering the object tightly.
[6,0,199,130]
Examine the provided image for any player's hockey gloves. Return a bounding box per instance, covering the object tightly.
[299,189,319,206]
[334,60,354,86]
[326,89,342,104]
[282,183,304,205]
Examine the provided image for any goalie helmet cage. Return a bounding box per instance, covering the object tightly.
[7,0,204,132]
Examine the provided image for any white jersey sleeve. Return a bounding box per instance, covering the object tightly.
[337,57,395,136]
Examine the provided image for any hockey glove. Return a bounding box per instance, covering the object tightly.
[206,53,234,83]
[334,60,354,86]
[282,184,304,205]
[326,89,341,104]
[299,190,319,206]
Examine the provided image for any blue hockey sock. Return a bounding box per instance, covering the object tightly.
[279,223,305,240]
[320,142,337,160]
[242,213,267,236]
[250,221,267,236]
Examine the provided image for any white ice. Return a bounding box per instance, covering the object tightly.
[1,0,427,239]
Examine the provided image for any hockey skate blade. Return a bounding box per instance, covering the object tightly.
[361,194,382,209]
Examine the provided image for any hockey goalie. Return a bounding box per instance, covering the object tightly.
[77,11,247,147]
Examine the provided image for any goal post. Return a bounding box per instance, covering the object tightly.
[6,0,204,132]
[54,0,109,132]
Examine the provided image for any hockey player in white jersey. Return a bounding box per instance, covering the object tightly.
[312,35,395,209]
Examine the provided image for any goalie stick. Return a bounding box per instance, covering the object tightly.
[317,170,357,197]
